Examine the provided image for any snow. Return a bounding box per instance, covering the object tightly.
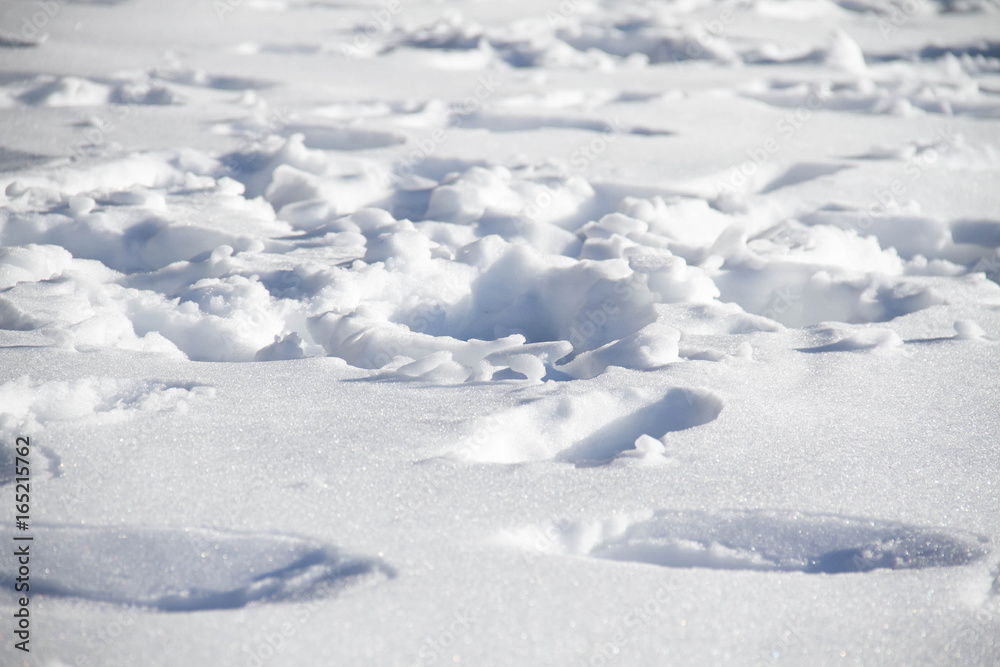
[1,0,999,664]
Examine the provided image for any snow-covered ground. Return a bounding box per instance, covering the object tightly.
[1,0,999,664]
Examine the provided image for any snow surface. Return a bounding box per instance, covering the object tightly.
[1,0,999,664]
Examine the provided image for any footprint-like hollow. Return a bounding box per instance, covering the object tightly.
[4,525,393,611]
[561,511,988,574]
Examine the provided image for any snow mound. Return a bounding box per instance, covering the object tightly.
[452,386,722,464]
[3,127,996,378]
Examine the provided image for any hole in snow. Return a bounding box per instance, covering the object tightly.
[6,525,393,611]
[523,511,988,574]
